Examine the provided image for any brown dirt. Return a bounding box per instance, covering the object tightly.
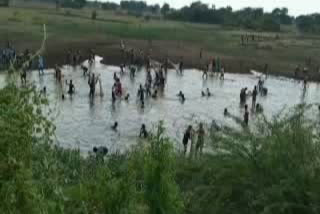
[14,38,320,82]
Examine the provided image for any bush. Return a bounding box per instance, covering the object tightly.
[91,10,97,20]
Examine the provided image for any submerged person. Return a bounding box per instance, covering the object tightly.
[130,66,136,78]
[182,125,193,155]
[256,103,263,113]
[178,91,185,102]
[152,89,158,99]
[224,108,229,116]
[41,86,47,95]
[20,68,27,85]
[139,124,148,138]
[93,146,108,161]
[196,123,205,157]
[206,88,211,97]
[111,122,118,131]
[244,104,249,126]
[81,65,88,76]
[124,93,130,101]
[66,80,75,95]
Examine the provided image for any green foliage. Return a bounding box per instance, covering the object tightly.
[296,14,320,33]
[0,84,55,213]
[101,1,119,10]
[0,0,9,7]
[142,123,184,214]
[177,108,320,214]
[161,3,170,15]
[61,0,86,9]
[91,10,97,20]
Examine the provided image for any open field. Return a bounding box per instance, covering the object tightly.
[1,5,320,79]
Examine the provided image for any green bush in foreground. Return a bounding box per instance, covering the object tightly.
[1,83,320,214]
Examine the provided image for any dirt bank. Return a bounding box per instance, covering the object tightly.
[12,38,320,82]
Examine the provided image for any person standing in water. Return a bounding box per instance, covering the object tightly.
[244,104,249,126]
[220,67,225,80]
[179,60,183,74]
[88,73,98,98]
[21,67,27,85]
[178,91,185,102]
[183,125,193,155]
[139,124,148,138]
[196,123,205,157]
[202,66,208,79]
[66,80,75,95]
[137,84,145,103]
[252,86,258,106]
[38,55,44,75]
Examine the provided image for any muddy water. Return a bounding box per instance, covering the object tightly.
[1,57,320,154]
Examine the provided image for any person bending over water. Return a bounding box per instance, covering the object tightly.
[201,91,206,97]
[178,91,185,102]
[183,125,193,155]
[139,124,148,138]
[66,80,75,95]
[81,65,88,76]
[240,88,248,103]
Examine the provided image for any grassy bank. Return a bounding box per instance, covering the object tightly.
[1,6,320,79]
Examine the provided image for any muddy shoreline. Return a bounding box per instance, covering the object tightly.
[10,39,320,82]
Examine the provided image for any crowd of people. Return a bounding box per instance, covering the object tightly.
[15,39,311,159]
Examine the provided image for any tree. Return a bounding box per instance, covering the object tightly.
[161,3,170,15]
[0,0,9,7]
[61,0,86,9]
[150,4,160,14]
[101,1,119,10]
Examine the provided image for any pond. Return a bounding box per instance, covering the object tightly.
[1,57,319,154]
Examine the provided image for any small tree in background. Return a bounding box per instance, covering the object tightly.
[91,10,97,20]
[161,3,170,16]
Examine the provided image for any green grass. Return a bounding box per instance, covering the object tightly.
[1,6,320,74]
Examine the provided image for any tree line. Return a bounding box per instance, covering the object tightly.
[6,0,320,33]
[101,1,320,33]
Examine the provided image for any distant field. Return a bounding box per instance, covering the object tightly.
[1,5,320,78]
